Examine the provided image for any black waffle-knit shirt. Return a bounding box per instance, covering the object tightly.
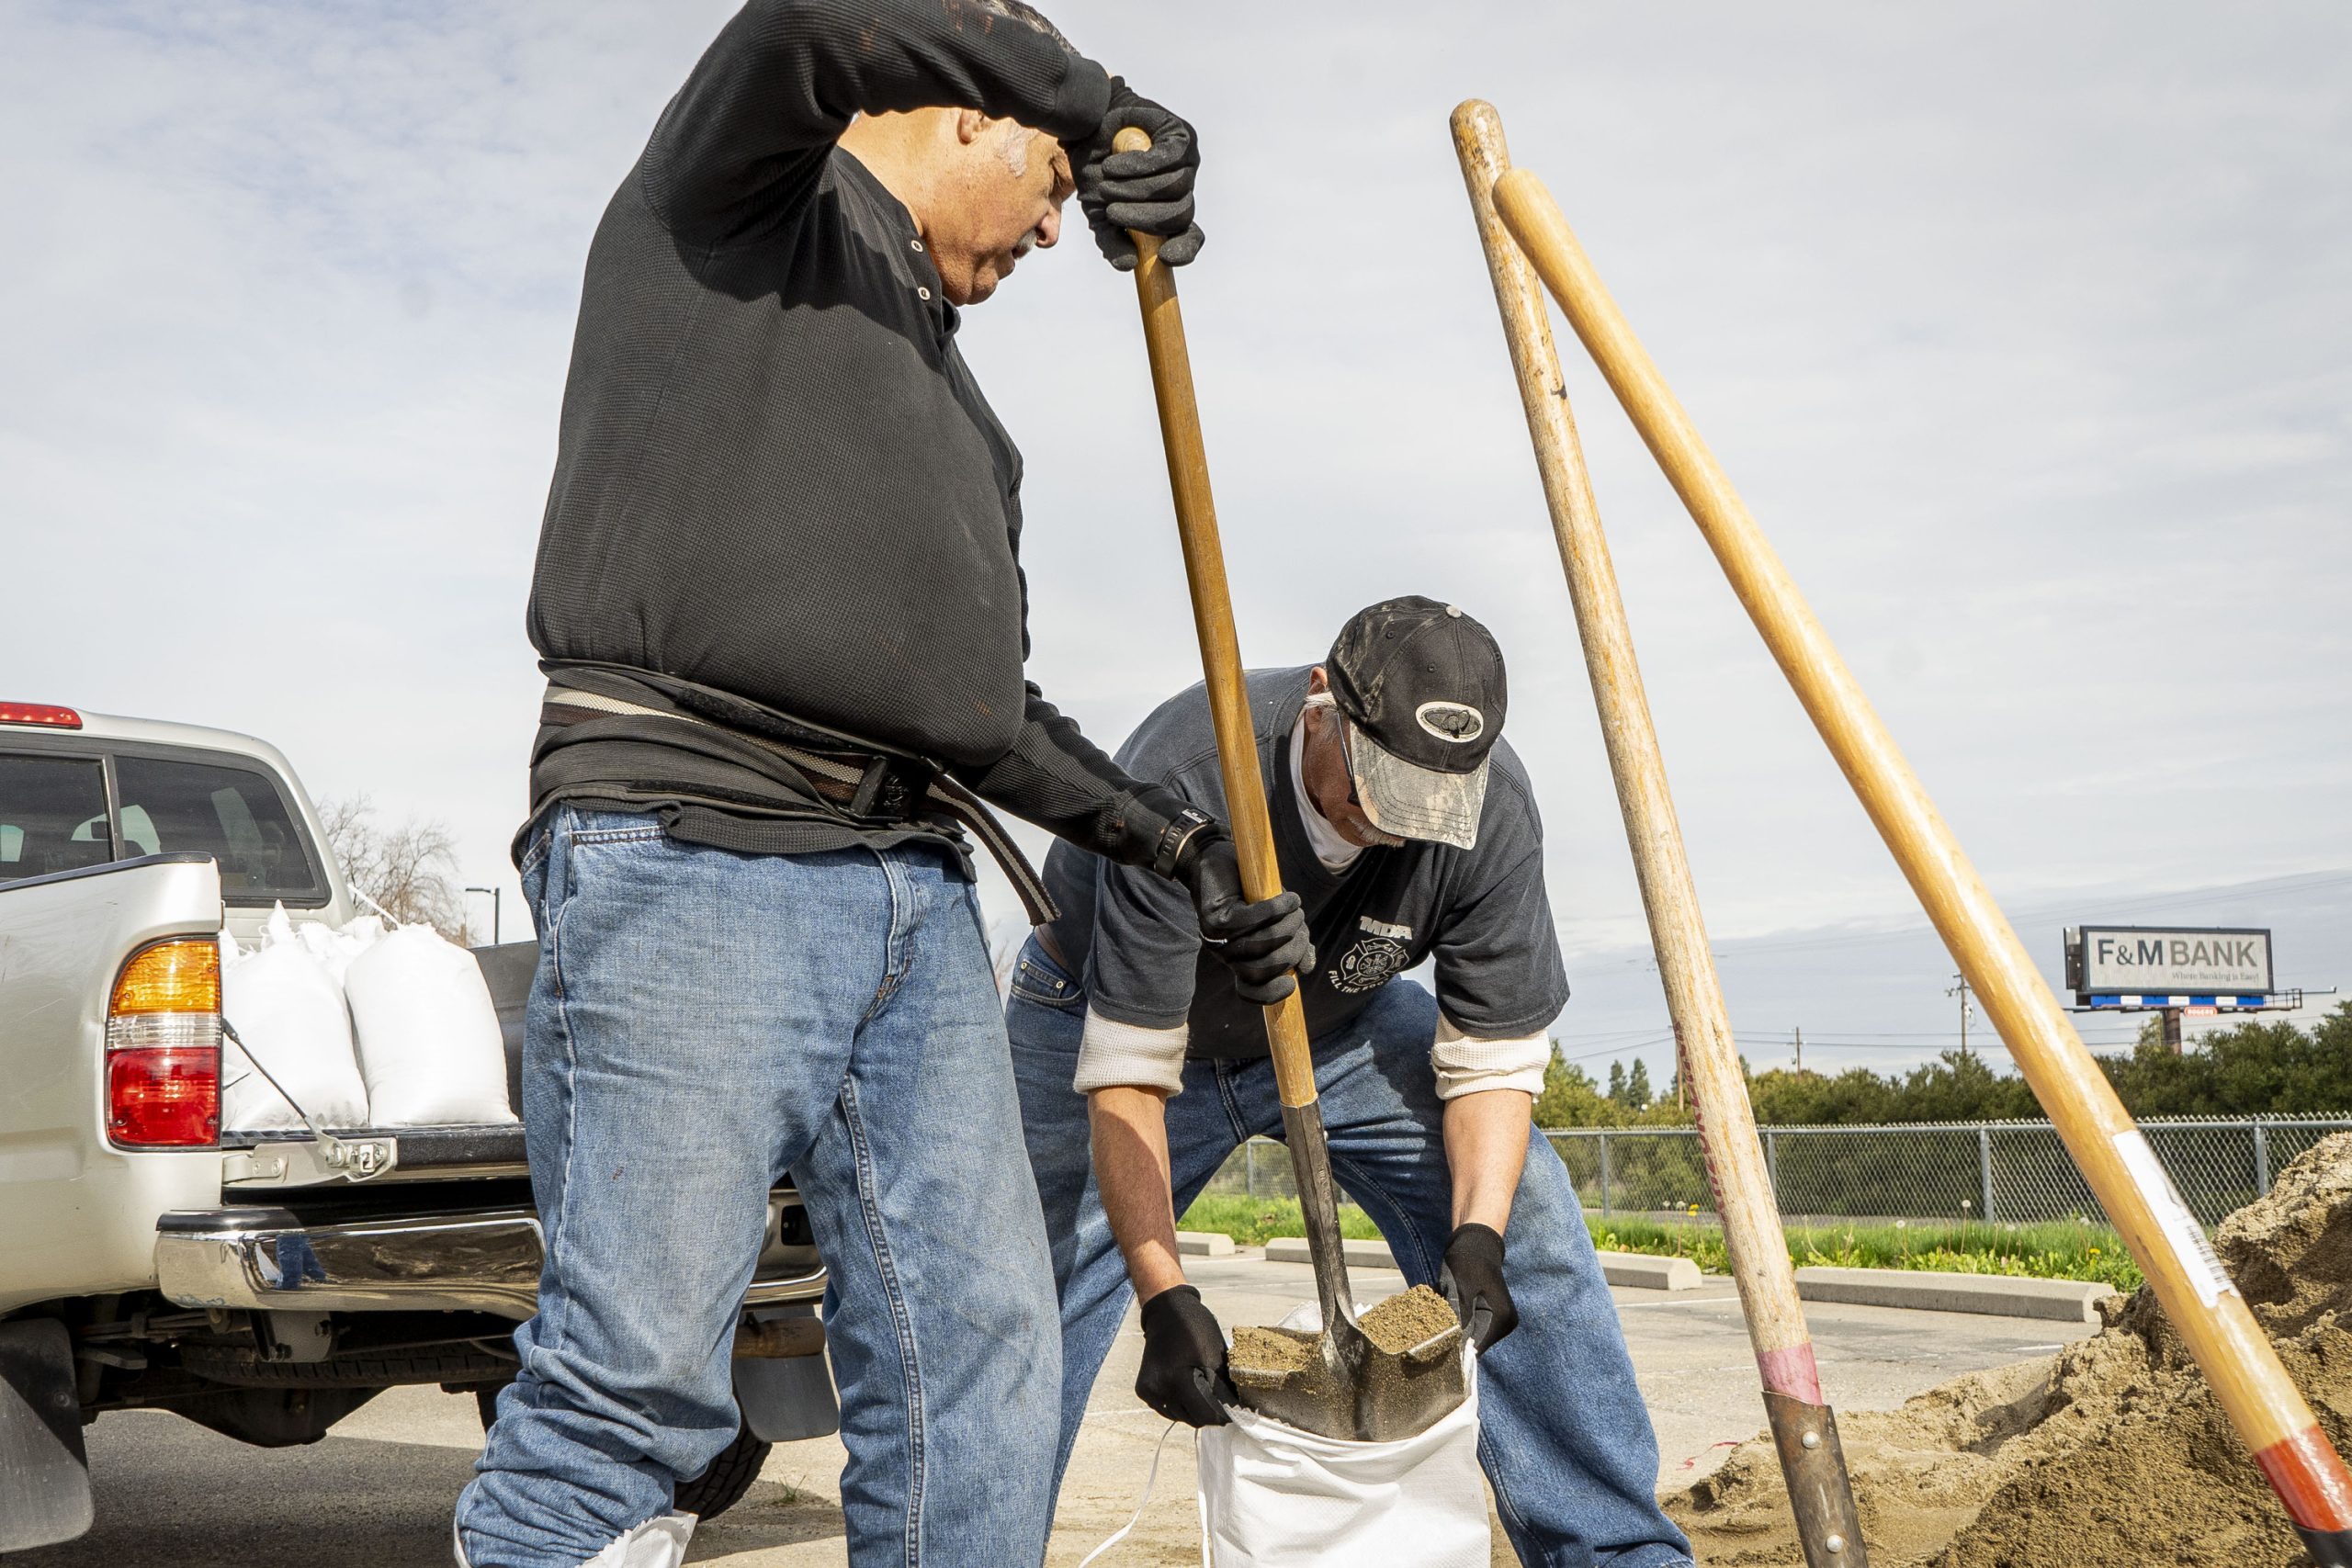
[523,0,1183,869]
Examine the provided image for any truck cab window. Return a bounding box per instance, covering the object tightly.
[111,755,323,904]
[0,756,114,880]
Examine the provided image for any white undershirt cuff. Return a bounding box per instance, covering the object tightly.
[1430,1013,1551,1100]
[1074,1009,1190,1096]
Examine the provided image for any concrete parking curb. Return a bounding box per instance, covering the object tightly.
[1795,1265,2119,1322]
[1597,1251,1703,1291]
[1175,1231,1234,1258]
[1264,1237,1397,1270]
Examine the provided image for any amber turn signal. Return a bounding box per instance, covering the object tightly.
[111,938,221,1016]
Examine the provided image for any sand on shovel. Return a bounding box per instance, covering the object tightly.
[1227,1285,1462,1386]
[1663,1131,2352,1566]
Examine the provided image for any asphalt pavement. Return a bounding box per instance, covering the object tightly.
[14,1252,2092,1567]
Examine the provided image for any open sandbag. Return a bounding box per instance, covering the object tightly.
[342,922,516,1126]
[1198,1300,1487,1568]
[219,907,370,1132]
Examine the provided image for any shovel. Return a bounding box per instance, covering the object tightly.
[1110,128,1467,1442]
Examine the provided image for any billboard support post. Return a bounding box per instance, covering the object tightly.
[1489,161,2352,1566]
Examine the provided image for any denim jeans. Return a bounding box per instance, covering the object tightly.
[456,807,1061,1568]
[1007,935,1694,1568]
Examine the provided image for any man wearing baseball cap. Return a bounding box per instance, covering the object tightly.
[1009,597,1693,1567]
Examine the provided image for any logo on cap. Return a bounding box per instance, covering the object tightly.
[1415,700,1486,744]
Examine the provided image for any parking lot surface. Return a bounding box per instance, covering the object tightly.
[17,1252,2091,1566]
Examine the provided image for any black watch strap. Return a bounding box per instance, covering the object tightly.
[1152,807,1218,878]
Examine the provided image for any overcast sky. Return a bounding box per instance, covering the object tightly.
[6,3,2346,1086]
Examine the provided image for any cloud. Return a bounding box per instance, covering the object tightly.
[5,1,2346,1080]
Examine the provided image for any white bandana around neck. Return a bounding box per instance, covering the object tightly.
[1293,697,1363,872]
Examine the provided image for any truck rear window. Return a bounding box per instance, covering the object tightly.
[0,755,112,880]
[112,755,323,904]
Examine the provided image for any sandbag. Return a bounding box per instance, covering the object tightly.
[294,913,383,986]
[342,923,516,1126]
[219,909,371,1132]
[1198,1335,1487,1568]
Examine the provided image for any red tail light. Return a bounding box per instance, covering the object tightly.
[107,939,221,1149]
[107,1049,220,1146]
[0,702,83,729]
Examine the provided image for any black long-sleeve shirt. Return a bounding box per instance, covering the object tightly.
[523,0,1183,871]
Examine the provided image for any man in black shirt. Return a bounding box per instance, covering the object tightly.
[458,6,1308,1567]
[1010,600,1695,1567]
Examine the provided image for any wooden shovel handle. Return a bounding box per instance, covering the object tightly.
[1491,163,2352,1550]
[1113,126,1318,1109]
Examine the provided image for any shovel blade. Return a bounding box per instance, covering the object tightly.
[1230,1309,1468,1442]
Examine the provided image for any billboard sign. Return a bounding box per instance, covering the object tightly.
[2066,926,2273,999]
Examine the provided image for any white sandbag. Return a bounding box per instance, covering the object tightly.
[220,910,372,1132]
[294,913,384,987]
[343,923,516,1126]
[1197,1324,1487,1568]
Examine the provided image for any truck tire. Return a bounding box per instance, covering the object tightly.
[673,1422,773,1520]
[470,1384,772,1523]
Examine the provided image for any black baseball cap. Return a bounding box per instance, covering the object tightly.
[1325,596,1507,850]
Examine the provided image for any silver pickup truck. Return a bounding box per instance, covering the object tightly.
[0,705,835,1551]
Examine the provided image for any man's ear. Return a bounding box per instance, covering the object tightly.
[1307,666,1330,694]
[955,108,989,145]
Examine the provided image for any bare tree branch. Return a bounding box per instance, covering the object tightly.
[317,794,473,942]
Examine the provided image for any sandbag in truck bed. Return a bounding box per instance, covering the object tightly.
[220,910,370,1132]
[343,924,517,1127]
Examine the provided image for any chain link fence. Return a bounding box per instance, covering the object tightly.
[1201,1115,2352,1229]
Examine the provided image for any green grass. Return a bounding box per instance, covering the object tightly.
[1177,1192,1385,1247]
[1589,1214,2146,1291]
[1177,1192,2143,1290]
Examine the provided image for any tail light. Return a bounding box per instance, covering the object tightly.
[107,938,221,1148]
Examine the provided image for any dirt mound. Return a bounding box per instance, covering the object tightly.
[1665,1132,2352,1566]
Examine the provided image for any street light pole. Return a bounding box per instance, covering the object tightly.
[465,886,502,946]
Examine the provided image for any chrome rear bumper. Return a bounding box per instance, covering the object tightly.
[155,1196,825,1321]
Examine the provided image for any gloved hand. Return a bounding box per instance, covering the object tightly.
[1136,1283,1234,1427]
[1175,834,1315,1004]
[1438,1222,1519,1352]
[1069,77,1204,271]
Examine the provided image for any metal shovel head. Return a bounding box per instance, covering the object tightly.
[1228,1303,1467,1442]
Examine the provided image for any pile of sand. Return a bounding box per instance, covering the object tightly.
[1665,1132,2352,1566]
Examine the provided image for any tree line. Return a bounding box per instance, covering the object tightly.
[1535,1003,2352,1128]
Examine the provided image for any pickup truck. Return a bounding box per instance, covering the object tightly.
[0,704,836,1551]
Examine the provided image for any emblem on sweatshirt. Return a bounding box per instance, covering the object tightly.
[1330,935,1410,995]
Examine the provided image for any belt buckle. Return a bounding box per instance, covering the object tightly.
[846,754,933,824]
[847,755,893,820]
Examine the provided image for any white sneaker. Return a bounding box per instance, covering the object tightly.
[578,1513,696,1568]
[452,1510,696,1568]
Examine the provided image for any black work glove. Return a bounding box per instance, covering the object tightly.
[1175,833,1315,1005]
[1438,1222,1519,1353]
[1069,77,1204,271]
[1136,1284,1234,1427]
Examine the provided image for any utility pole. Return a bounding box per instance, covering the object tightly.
[1793,1024,1804,1075]
[1947,974,1974,1057]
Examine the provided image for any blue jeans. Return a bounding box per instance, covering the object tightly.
[457,808,1061,1568]
[1007,936,1693,1568]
